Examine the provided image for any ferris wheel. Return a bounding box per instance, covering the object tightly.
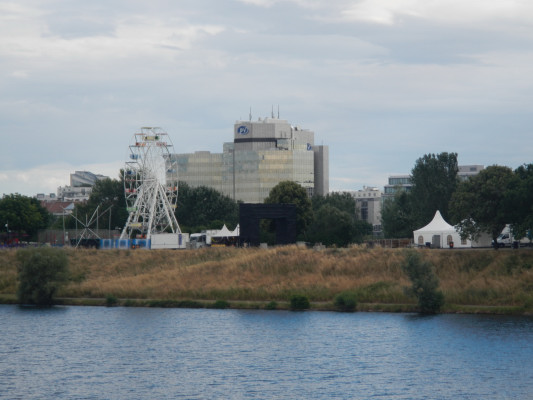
[120,127,181,240]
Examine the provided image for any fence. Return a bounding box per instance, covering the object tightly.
[366,238,413,248]
[38,229,121,246]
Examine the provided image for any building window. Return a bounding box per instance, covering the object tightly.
[418,236,424,245]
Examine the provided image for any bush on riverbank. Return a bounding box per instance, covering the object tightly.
[290,294,310,310]
[401,250,444,314]
[16,247,69,306]
[334,291,358,312]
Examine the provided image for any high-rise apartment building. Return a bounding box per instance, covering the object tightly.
[172,116,329,203]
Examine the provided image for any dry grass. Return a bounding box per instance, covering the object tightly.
[1,246,532,310]
[0,250,18,294]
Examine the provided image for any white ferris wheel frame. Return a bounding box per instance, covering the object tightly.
[120,127,181,240]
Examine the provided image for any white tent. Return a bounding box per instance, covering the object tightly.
[212,224,234,238]
[413,210,470,248]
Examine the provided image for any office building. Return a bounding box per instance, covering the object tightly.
[172,116,329,203]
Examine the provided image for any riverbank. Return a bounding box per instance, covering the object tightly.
[1,246,532,314]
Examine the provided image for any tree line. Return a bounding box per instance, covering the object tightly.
[1,173,372,247]
[9,151,529,247]
[382,152,533,242]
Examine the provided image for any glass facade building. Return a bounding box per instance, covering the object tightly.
[171,117,329,203]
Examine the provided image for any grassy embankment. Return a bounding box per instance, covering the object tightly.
[1,246,532,314]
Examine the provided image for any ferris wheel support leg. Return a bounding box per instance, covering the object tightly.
[145,182,159,241]
[159,184,180,234]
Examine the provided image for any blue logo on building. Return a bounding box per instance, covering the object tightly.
[307,143,312,151]
[237,125,249,135]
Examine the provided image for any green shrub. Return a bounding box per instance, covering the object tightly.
[265,301,278,310]
[105,294,118,307]
[334,292,357,312]
[210,300,230,309]
[290,294,310,311]
[401,250,444,314]
[177,300,204,309]
[148,300,205,308]
[16,247,69,306]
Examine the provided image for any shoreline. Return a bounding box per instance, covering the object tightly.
[1,294,531,315]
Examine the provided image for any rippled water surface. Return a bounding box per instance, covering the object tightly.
[1,305,532,399]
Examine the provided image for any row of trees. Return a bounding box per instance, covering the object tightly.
[382,152,533,242]
[2,172,372,247]
[0,194,50,242]
[66,176,371,247]
[263,181,371,246]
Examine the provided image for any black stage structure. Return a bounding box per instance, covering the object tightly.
[239,203,297,246]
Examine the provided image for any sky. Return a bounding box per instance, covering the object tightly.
[1,0,532,197]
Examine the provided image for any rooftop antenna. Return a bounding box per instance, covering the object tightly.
[277,104,280,119]
[271,105,274,119]
[249,107,252,121]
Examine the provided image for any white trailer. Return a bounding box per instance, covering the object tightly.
[150,233,189,249]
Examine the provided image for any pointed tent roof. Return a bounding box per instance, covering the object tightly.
[213,224,234,237]
[414,210,455,234]
[231,224,240,236]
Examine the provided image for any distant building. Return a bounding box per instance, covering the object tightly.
[69,171,108,187]
[57,171,109,202]
[458,165,485,181]
[383,165,485,200]
[383,175,412,200]
[350,187,383,236]
[40,201,75,217]
[172,116,329,203]
[35,193,58,202]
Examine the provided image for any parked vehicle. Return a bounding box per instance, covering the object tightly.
[189,230,218,248]
[494,225,532,248]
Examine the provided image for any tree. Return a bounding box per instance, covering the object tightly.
[449,165,515,243]
[381,191,416,238]
[0,194,50,241]
[307,205,356,247]
[264,181,312,238]
[311,192,356,215]
[410,152,458,226]
[176,182,239,233]
[309,192,371,246]
[69,176,128,231]
[401,250,444,314]
[17,247,69,306]
[505,164,533,239]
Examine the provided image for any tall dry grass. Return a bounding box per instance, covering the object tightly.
[1,246,532,309]
[0,249,18,294]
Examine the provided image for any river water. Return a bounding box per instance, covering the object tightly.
[0,305,532,399]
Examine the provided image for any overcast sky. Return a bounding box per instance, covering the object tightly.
[1,0,532,196]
